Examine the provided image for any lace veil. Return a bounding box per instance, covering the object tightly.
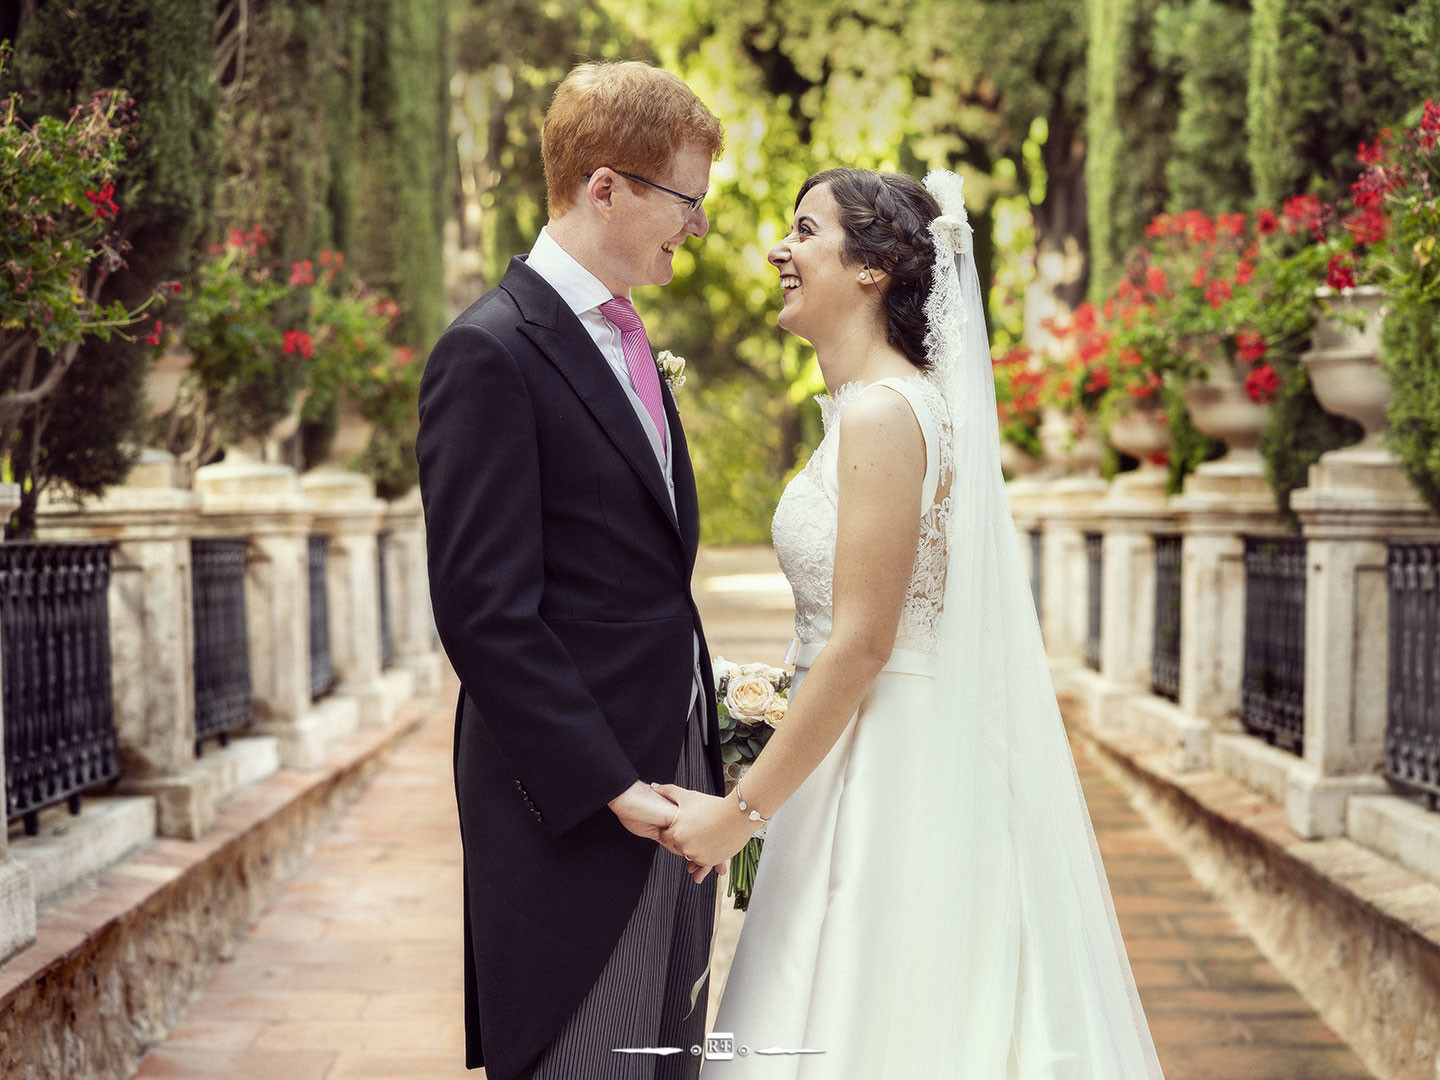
[872,170,1168,1077]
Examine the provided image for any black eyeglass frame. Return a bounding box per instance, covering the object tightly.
[585,168,707,216]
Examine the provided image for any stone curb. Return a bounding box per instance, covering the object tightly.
[1063,695,1440,1080]
[0,690,441,1080]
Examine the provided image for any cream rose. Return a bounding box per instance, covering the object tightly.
[656,350,686,389]
[725,674,775,721]
[763,695,788,728]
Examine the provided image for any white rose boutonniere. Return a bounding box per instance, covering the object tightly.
[656,349,686,390]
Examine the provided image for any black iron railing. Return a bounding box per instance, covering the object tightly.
[1084,532,1103,671]
[1241,536,1307,753]
[308,534,337,701]
[377,532,395,670]
[191,538,253,754]
[1386,543,1439,809]
[1152,535,1182,702]
[1030,528,1043,623]
[1,543,119,836]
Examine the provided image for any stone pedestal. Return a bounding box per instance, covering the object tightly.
[34,483,238,839]
[1173,460,1288,724]
[1006,475,1047,607]
[301,467,387,727]
[0,482,37,962]
[1039,475,1108,661]
[196,456,341,767]
[1099,466,1176,688]
[384,487,442,696]
[1284,450,1440,838]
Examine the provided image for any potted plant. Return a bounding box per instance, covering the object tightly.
[182,225,308,456]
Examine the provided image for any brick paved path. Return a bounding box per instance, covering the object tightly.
[134,546,1377,1080]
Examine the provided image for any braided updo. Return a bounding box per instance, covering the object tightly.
[795,168,942,369]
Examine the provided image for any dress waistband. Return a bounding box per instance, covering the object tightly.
[783,637,937,678]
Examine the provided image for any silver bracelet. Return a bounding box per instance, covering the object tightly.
[735,778,771,824]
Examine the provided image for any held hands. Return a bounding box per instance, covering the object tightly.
[608,780,726,884]
[654,783,757,884]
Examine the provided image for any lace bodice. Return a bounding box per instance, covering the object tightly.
[772,374,953,655]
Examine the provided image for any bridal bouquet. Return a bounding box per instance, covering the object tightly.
[713,657,790,910]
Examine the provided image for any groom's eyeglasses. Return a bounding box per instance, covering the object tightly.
[587,169,707,217]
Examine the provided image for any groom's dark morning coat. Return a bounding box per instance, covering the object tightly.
[415,256,723,1079]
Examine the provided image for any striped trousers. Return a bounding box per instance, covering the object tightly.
[519,704,719,1080]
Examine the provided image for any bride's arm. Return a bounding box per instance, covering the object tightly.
[659,385,925,870]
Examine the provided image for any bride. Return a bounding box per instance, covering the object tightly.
[657,167,1166,1078]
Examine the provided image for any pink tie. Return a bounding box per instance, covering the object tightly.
[599,297,666,452]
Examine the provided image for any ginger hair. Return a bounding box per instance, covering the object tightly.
[541,61,724,218]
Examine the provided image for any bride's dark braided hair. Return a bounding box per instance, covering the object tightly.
[796,168,942,369]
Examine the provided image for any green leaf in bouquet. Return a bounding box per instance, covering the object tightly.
[722,743,744,766]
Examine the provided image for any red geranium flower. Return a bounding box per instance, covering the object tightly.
[1345,206,1387,247]
[1235,330,1267,363]
[144,319,163,346]
[282,329,315,359]
[1244,363,1280,404]
[84,182,118,221]
[1325,255,1357,291]
[290,260,315,286]
[1204,278,1233,309]
[1236,261,1255,286]
[1145,266,1170,298]
[1282,193,1326,237]
[1256,208,1279,234]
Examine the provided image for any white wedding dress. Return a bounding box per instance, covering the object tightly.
[709,371,1166,1079]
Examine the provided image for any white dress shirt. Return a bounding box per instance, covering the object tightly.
[525,227,706,737]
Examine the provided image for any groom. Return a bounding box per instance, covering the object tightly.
[415,61,726,1080]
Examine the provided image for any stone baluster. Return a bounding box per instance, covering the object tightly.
[0,483,37,963]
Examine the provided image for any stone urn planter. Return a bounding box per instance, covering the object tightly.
[999,439,1043,479]
[1303,285,1389,455]
[145,347,192,419]
[1039,407,1103,477]
[1182,356,1271,468]
[324,397,374,466]
[1108,406,1171,469]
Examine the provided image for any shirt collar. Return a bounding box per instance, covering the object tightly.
[527,226,626,318]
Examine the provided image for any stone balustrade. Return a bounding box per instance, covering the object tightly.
[0,458,441,966]
[1021,418,1440,889]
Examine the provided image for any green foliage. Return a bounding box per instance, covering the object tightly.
[1246,0,1439,208]
[451,0,1093,538]
[682,377,793,545]
[1086,0,1181,298]
[1162,379,1222,492]
[353,0,451,351]
[212,0,361,267]
[1260,362,1362,529]
[1381,297,1440,514]
[0,63,169,536]
[1153,0,1251,214]
[10,0,219,285]
[182,230,304,443]
[5,0,216,532]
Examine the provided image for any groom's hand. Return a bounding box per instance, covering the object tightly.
[609,781,680,843]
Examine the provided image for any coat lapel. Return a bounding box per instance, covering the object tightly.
[500,258,680,535]
[663,381,701,569]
